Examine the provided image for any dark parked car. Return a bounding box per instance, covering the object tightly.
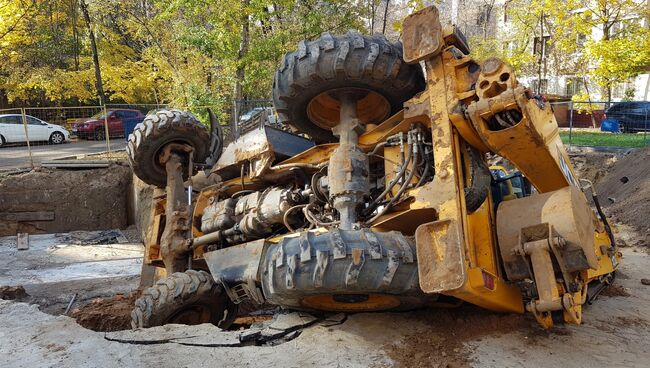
[73,109,145,140]
[604,101,650,133]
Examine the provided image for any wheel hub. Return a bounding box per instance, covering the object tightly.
[306,88,391,131]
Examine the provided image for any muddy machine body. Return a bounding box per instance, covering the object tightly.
[128,6,619,330]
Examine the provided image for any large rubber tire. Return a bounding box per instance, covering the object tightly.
[273,31,425,143]
[131,270,238,329]
[126,109,210,188]
[260,229,434,312]
[464,145,491,212]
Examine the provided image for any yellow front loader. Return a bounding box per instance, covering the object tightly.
[127,5,619,330]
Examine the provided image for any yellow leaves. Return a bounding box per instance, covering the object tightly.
[102,60,155,104]
[3,66,96,102]
[584,27,650,89]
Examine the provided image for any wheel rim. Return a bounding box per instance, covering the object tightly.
[52,133,63,144]
[149,139,195,182]
[306,88,391,131]
[95,130,105,140]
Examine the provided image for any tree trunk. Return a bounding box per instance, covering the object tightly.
[583,77,598,129]
[233,0,250,136]
[79,0,105,105]
[381,0,390,34]
[235,0,250,102]
[370,0,376,34]
[607,84,612,108]
[536,11,545,95]
[483,1,495,40]
[71,0,79,70]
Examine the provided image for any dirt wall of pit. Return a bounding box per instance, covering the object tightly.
[0,165,132,236]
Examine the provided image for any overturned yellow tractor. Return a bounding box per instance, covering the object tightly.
[127,5,619,330]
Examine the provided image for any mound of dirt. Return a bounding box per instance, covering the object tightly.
[384,307,533,368]
[70,293,137,332]
[595,147,650,245]
[601,283,631,297]
[0,285,28,300]
[569,150,618,185]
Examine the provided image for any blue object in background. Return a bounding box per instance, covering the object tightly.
[600,118,621,133]
[123,118,142,142]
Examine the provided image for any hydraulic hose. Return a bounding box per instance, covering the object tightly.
[580,179,617,253]
[368,140,414,209]
[365,150,421,224]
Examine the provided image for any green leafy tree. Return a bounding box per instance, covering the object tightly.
[0,0,372,114]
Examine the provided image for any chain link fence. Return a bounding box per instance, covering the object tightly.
[551,100,649,149]
[3,98,647,170]
[0,101,276,170]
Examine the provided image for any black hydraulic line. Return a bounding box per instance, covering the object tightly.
[365,150,421,224]
[592,191,617,252]
[414,140,431,188]
[367,142,414,209]
[415,160,430,188]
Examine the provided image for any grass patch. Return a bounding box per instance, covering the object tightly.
[560,131,649,148]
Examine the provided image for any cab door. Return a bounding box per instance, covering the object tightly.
[26,116,51,141]
[108,111,124,137]
[0,115,25,142]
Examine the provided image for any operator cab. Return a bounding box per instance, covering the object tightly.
[490,165,533,208]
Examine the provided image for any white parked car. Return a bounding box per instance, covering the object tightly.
[0,114,70,147]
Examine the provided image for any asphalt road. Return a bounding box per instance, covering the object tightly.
[0,138,127,169]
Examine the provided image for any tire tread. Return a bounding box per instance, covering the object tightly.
[127,109,210,188]
[131,270,237,329]
[272,32,425,143]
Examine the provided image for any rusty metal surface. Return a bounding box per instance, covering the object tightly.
[496,186,598,281]
[441,24,470,55]
[212,127,274,179]
[134,4,620,328]
[415,220,465,292]
[328,93,369,230]
[401,6,444,63]
[466,59,579,193]
[212,126,314,181]
[406,56,469,294]
[159,149,192,273]
[204,239,266,285]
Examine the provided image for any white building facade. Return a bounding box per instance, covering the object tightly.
[434,0,649,101]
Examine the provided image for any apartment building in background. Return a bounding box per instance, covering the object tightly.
[433,0,649,101]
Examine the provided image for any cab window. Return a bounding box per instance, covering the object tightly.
[27,116,43,125]
[0,116,22,124]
